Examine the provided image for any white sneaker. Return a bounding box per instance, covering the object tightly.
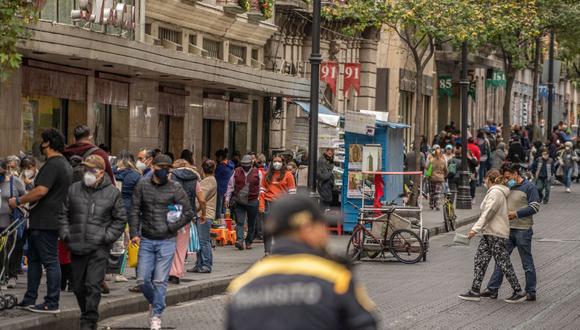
[566,188,571,193]
[7,278,16,288]
[150,316,162,330]
[114,275,128,282]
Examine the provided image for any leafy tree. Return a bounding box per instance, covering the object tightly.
[0,0,38,81]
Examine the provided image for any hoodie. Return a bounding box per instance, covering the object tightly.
[471,184,511,238]
[215,160,235,195]
[64,142,115,183]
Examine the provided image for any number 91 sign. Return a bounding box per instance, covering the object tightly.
[320,62,361,96]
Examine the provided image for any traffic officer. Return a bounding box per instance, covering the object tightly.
[226,194,378,330]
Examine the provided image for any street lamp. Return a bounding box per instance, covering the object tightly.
[456,41,472,210]
[307,0,322,198]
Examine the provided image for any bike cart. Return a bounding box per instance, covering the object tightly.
[346,171,430,264]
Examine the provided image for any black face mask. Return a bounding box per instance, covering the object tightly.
[324,154,333,161]
[154,168,170,185]
[241,165,252,172]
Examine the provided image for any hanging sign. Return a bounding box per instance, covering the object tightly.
[438,75,453,97]
[320,61,338,95]
[344,63,361,96]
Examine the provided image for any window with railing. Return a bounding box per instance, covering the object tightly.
[203,38,223,59]
[251,48,259,61]
[189,34,198,46]
[229,44,246,64]
[40,0,75,24]
[158,27,182,45]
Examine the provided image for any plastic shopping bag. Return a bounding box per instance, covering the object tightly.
[188,221,200,253]
[128,241,139,268]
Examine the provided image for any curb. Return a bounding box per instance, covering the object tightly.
[2,275,237,330]
[427,214,480,237]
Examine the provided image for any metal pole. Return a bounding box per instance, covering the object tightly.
[547,30,555,135]
[456,41,472,210]
[307,0,322,196]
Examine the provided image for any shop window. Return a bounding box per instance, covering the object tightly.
[399,91,413,150]
[203,119,225,159]
[229,122,248,155]
[203,38,223,60]
[93,104,113,152]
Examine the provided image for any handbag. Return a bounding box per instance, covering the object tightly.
[425,163,433,178]
[188,221,200,252]
[127,241,139,268]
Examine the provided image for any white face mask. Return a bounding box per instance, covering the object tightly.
[272,162,283,170]
[136,160,148,171]
[24,169,35,179]
[83,172,98,187]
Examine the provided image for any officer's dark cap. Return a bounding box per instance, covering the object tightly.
[265,194,338,236]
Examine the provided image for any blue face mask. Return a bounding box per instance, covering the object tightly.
[154,168,170,185]
[507,179,516,188]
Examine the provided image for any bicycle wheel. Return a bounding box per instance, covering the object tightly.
[448,204,457,231]
[346,228,363,262]
[389,229,425,264]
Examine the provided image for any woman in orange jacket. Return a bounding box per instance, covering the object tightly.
[259,155,296,255]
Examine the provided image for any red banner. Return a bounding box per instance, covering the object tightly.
[344,63,361,96]
[320,61,338,95]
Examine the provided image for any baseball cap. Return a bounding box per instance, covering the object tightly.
[265,194,339,236]
[152,154,173,167]
[82,154,106,170]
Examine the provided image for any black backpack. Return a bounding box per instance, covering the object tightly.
[68,146,100,183]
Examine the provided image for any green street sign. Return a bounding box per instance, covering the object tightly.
[439,75,453,97]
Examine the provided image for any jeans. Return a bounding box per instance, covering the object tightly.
[137,237,176,317]
[216,193,225,220]
[234,199,259,246]
[71,247,108,330]
[487,228,536,295]
[196,219,213,271]
[263,201,273,254]
[563,165,573,188]
[535,178,551,203]
[22,229,61,308]
[470,179,477,199]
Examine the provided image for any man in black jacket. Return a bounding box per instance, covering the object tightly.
[58,154,126,330]
[316,148,335,210]
[226,194,378,330]
[129,154,193,330]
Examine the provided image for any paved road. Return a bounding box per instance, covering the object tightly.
[101,185,580,330]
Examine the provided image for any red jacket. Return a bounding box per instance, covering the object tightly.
[64,142,115,183]
[467,143,481,163]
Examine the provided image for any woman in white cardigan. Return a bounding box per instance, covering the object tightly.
[459,169,527,303]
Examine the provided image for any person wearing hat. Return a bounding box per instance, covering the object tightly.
[129,154,193,330]
[226,194,378,330]
[557,141,579,192]
[225,154,262,250]
[58,154,127,330]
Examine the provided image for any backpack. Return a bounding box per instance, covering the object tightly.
[448,162,457,178]
[69,146,100,183]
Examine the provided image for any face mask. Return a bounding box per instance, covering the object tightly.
[24,170,35,179]
[565,146,571,150]
[542,155,549,160]
[154,168,169,185]
[241,165,252,172]
[273,162,283,171]
[507,179,516,188]
[136,160,148,171]
[83,172,98,187]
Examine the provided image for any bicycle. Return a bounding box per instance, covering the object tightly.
[442,192,457,232]
[346,202,426,264]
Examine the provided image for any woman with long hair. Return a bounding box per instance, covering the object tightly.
[259,155,296,255]
[169,159,206,283]
[459,169,527,303]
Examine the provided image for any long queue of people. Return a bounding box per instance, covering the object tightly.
[406,120,580,208]
[0,125,300,330]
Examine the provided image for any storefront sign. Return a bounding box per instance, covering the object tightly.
[438,75,453,97]
[345,111,376,137]
[320,61,338,95]
[485,70,506,89]
[343,63,361,96]
[71,0,135,30]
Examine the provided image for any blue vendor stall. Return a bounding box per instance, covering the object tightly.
[341,120,409,232]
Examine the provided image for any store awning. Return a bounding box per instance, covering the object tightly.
[294,101,341,127]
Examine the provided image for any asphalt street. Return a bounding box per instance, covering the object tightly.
[101,185,580,330]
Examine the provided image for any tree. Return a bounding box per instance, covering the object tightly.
[0,1,38,81]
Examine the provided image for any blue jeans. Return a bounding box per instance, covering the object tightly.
[137,237,176,317]
[234,199,259,245]
[487,228,536,295]
[563,165,573,188]
[22,229,61,308]
[196,219,213,271]
[216,193,225,219]
[535,178,551,203]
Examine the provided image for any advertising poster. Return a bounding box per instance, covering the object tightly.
[362,145,381,172]
[348,144,363,170]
